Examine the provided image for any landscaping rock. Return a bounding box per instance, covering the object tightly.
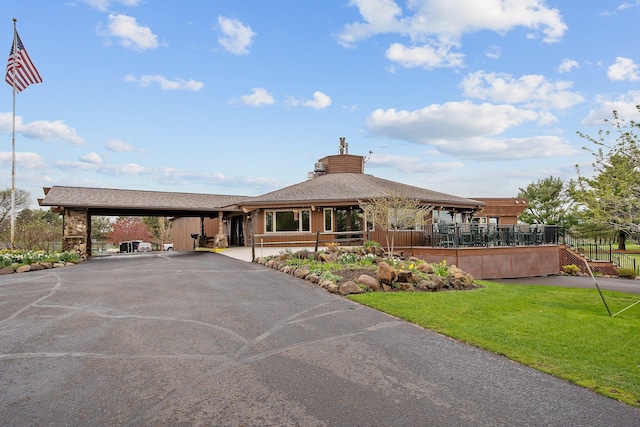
[338,281,364,296]
[326,283,339,293]
[294,268,310,279]
[29,263,44,271]
[399,283,415,292]
[397,270,419,284]
[377,262,397,285]
[16,265,31,273]
[318,253,334,263]
[417,263,434,274]
[39,262,53,269]
[53,262,66,268]
[0,267,15,275]
[305,273,320,283]
[357,274,380,292]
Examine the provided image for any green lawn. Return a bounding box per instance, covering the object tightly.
[348,281,640,407]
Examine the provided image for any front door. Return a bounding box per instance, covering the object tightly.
[229,215,244,246]
[335,207,362,242]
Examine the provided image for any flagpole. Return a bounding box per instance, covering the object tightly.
[10,18,17,249]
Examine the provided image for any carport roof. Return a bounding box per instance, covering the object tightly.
[39,186,247,217]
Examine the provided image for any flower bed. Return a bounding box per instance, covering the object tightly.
[254,244,480,296]
[0,249,80,274]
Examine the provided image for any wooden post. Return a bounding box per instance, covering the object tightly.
[251,231,255,261]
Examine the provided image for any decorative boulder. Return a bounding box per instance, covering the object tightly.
[318,253,333,263]
[338,281,364,296]
[357,274,380,292]
[417,263,434,274]
[0,267,15,275]
[326,283,339,293]
[294,268,310,279]
[16,265,31,273]
[399,283,415,292]
[397,270,419,284]
[377,261,397,285]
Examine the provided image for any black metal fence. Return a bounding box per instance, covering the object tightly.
[418,224,561,248]
[563,232,638,273]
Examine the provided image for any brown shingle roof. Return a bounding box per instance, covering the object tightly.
[39,186,247,216]
[237,173,484,209]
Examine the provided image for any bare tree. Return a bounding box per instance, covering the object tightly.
[359,195,433,256]
[0,188,31,224]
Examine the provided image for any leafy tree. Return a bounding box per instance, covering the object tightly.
[517,176,575,226]
[12,208,62,251]
[571,107,640,250]
[105,217,152,244]
[359,195,433,256]
[91,216,113,241]
[142,216,173,249]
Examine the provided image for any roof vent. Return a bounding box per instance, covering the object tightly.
[307,172,315,180]
[314,162,326,172]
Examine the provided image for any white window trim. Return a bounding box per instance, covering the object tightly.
[323,208,333,232]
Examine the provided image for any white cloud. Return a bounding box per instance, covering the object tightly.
[385,42,464,69]
[601,1,640,16]
[0,152,46,170]
[99,13,159,51]
[338,0,567,68]
[607,57,640,81]
[581,91,640,126]
[485,45,501,60]
[365,101,576,159]
[558,59,579,73]
[239,88,275,107]
[51,158,279,191]
[217,16,256,55]
[81,0,142,12]
[461,71,584,110]
[105,139,143,152]
[0,112,85,146]
[294,91,333,109]
[366,153,464,173]
[80,152,102,164]
[124,74,204,91]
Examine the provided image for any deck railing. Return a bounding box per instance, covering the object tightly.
[417,223,561,248]
[563,231,637,273]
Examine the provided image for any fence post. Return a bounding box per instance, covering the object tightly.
[315,231,320,252]
[251,231,255,262]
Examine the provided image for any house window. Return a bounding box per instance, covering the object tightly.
[324,208,333,232]
[265,209,311,232]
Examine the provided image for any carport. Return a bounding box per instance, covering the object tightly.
[38,186,247,258]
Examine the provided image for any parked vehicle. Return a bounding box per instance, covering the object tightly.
[137,242,152,252]
[163,243,173,251]
[119,240,142,253]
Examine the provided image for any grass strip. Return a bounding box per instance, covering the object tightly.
[349,280,640,407]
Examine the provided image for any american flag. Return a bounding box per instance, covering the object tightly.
[5,30,42,93]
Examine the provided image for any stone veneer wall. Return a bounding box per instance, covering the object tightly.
[62,208,90,259]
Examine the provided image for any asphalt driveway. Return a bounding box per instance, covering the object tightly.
[1,252,638,426]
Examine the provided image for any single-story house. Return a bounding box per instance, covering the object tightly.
[171,150,527,251]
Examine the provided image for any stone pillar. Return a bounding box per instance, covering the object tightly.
[214,211,228,248]
[62,208,89,259]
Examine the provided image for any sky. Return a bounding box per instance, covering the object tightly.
[2,0,640,208]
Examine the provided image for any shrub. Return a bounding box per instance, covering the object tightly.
[562,264,580,276]
[432,260,449,278]
[617,268,637,279]
[363,240,380,248]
